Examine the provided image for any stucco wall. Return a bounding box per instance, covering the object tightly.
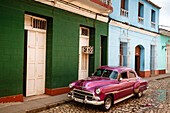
[0,0,108,97]
[108,24,158,71]
[110,0,160,33]
[157,35,170,70]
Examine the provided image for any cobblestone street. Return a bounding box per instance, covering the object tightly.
[39,78,170,113]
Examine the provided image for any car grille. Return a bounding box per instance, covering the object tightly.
[73,89,93,100]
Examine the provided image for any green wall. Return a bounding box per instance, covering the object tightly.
[51,9,108,89]
[0,1,25,97]
[157,35,170,70]
[0,0,108,97]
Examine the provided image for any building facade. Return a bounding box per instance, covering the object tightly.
[0,0,113,102]
[157,28,170,74]
[108,0,162,77]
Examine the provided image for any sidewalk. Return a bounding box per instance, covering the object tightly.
[0,74,169,113]
[144,74,170,81]
[0,94,71,113]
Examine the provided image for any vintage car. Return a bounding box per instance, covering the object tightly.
[68,66,148,111]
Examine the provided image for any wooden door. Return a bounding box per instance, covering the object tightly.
[78,27,89,80]
[26,30,46,96]
[135,46,141,76]
[167,45,170,73]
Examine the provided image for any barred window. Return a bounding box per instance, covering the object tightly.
[120,42,129,66]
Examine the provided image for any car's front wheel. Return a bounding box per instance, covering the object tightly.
[100,95,112,111]
[137,91,143,98]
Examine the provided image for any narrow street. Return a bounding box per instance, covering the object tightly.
[39,78,170,113]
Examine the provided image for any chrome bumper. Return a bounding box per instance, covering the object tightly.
[68,94,104,105]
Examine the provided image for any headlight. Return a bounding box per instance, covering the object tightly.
[69,83,73,88]
[96,89,101,95]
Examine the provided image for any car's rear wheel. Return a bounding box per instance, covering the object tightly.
[100,95,112,111]
[137,91,143,98]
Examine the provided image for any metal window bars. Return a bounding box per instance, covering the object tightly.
[120,8,128,17]
[151,22,155,28]
[99,0,112,5]
[138,17,144,24]
[120,42,130,67]
[150,45,157,75]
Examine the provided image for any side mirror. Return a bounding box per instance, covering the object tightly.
[119,78,123,82]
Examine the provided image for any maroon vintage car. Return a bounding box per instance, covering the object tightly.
[68,66,148,111]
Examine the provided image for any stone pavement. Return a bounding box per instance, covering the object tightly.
[0,74,170,113]
[40,78,170,113]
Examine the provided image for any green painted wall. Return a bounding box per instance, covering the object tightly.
[0,1,25,97]
[51,10,108,89]
[157,35,170,70]
[0,0,108,97]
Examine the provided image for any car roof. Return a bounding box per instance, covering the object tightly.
[97,66,134,73]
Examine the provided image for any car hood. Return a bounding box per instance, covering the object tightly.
[73,76,118,91]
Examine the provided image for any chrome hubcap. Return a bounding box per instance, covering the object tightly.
[105,98,111,109]
[138,92,142,97]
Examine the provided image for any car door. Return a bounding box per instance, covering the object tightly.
[128,71,138,93]
[117,71,133,99]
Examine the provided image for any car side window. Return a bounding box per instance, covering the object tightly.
[129,71,136,78]
[109,71,118,79]
[119,72,128,79]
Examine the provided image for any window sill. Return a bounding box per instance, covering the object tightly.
[138,17,144,24]
[151,22,155,28]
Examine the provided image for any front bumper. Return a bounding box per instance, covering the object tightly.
[68,94,104,105]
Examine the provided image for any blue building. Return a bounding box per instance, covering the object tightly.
[108,0,161,77]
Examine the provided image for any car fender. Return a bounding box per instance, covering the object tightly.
[96,83,119,101]
[134,81,140,94]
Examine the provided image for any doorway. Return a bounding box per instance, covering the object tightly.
[100,36,107,66]
[23,30,28,96]
[150,45,156,75]
[166,44,170,73]
[119,42,128,66]
[78,27,90,80]
[135,46,141,76]
[24,14,47,96]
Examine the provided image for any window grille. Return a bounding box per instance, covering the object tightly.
[120,0,128,17]
[150,45,157,75]
[100,0,111,5]
[82,46,94,54]
[138,17,144,24]
[120,42,129,67]
[151,22,155,28]
[138,2,144,24]
[25,14,46,30]
[32,18,46,30]
[81,28,89,36]
[121,8,128,17]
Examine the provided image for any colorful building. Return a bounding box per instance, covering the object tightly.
[0,0,113,102]
[108,0,162,77]
[157,28,170,74]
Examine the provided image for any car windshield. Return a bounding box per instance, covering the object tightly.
[93,69,118,79]
[93,69,105,76]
